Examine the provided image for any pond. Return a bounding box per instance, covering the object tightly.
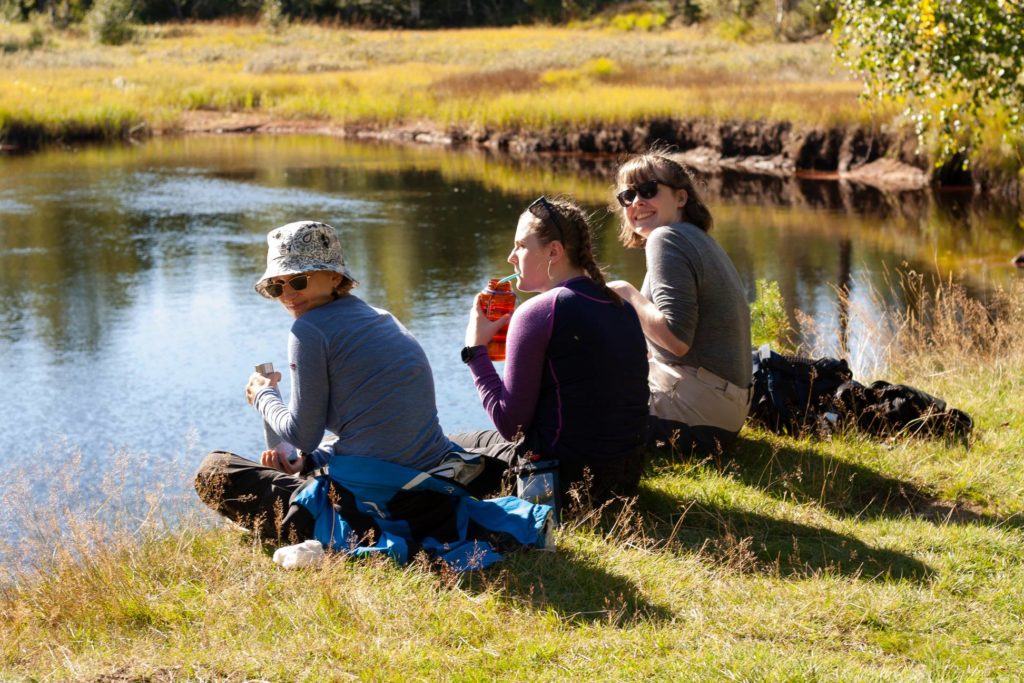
[0,135,1019,517]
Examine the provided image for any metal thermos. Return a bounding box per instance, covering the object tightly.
[516,458,559,523]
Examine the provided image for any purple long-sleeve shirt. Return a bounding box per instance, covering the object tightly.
[469,276,650,465]
[466,281,559,440]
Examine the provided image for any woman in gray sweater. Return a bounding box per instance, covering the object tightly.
[608,152,752,456]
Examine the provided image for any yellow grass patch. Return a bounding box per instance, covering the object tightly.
[1,22,873,145]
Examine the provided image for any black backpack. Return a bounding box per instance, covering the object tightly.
[749,345,853,436]
[835,380,973,438]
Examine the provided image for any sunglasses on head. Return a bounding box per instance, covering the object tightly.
[264,273,310,298]
[527,196,566,243]
[616,180,662,208]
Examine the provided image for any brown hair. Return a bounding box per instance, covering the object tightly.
[332,275,356,299]
[614,150,714,249]
[521,196,622,305]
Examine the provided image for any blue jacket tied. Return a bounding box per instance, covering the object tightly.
[292,454,553,571]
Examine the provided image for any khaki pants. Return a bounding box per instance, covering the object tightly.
[648,359,751,433]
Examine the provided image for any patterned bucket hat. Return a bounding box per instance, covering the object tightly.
[254,221,359,298]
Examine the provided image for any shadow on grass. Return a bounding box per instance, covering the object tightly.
[660,435,1021,531]
[234,508,673,627]
[224,525,672,627]
[637,485,933,582]
[468,546,674,627]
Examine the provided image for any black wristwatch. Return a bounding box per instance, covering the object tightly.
[461,345,485,364]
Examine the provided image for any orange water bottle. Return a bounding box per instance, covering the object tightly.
[480,278,516,361]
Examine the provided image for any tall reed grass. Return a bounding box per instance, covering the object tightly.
[797,268,1023,380]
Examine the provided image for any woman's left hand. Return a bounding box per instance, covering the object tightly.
[246,371,281,405]
[465,293,512,348]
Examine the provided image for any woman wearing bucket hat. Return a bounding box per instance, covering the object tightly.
[194,221,457,540]
[608,150,752,456]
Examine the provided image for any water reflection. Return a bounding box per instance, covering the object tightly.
[0,136,1019,484]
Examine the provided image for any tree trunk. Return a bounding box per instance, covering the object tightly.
[774,0,786,37]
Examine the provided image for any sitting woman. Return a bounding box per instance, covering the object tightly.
[195,220,455,541]
[453,197,650,505]
[608,151,752,455]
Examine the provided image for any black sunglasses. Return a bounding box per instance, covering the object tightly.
[527,196,565,243]
[264,273,309,298]
[616,180,662,208]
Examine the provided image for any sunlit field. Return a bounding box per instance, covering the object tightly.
[0,22,878,147]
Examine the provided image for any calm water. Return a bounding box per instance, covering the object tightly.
[1,135,1020,510]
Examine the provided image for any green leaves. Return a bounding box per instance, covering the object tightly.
[836,0,1024,164]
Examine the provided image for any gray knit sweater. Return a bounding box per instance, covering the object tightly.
[642,222,752,389]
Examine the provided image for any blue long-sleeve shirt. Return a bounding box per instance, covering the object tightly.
[254,295,452,471]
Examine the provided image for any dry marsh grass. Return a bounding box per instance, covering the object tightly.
[798,268,1024,381]
[0,22,873,147]
[2,275,1023,679]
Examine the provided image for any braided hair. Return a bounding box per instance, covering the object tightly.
[521,196,623,306]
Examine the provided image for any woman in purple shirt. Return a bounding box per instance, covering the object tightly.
[453,197,650,504]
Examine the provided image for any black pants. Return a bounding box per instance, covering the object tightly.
[648,415,740,457]
[194,451,315,542]
[448,430,519,498]
[194,451,462,546]
[449,430,644,504]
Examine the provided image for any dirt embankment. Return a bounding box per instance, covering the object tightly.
[142,111,1024,202]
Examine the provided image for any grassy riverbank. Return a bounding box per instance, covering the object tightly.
[0,22,875,143]
[2,277,1022,680]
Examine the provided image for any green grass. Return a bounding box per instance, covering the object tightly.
[2,277,1023,680]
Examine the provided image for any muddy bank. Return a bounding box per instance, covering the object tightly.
[468,151,1005,228]
[172,111,1020,203]
[362,120,989,195]
[6,109,1018,205]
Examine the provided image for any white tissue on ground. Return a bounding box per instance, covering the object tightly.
[273,539,325,569]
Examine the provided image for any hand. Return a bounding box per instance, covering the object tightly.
[607,279,641,306]
[260,446,303,475]
[465,293,512,348]
[246,371,281,405]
